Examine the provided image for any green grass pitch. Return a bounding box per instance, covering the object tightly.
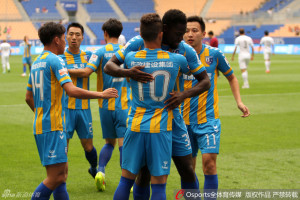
[0,54,299,199]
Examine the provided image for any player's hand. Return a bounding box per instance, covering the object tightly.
[100,88,118,99]
[238,102,250,117]
[128,66,153,83]
[164,91,185,110]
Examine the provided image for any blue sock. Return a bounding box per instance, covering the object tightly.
[85,146,97,168]
[181,179,198,189]
[113,176,135,200]
[195,173,200,189]
[98,144,114,173]
[151,184,166,200]
[133,182,150,200]
[204,174,218,200]
[31,182,52,200]
[23,66,26,73]
[119,146,123,168]
[53,182,69,200]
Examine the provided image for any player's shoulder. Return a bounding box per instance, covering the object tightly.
[81,49,92,56]
[127,35,143,44]
[205,44,222,55]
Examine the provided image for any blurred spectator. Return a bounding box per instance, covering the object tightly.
[42,7,48,13]
[208,31,218,48]
[35,7,40,13]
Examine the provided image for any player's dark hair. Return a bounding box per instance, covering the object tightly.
[264,30,269,35]
[67,22,84,35]
[187,16,206,32]
[239,28,245,34]
[162,9,186,26]
[38,22,65,45]
[208,31,214,36]
[140,13,162,42]
[102,18,123,38]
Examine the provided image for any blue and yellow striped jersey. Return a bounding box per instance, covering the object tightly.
[27,50,72,135]
[59,49,92,110]
[181,44,233,127]
[115,35,206,93]
[23,43,31,58]
[124,48,189,133]
[87,43,131,110]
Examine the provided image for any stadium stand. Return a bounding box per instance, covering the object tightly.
[206,0,265,18]
[81,0,118,20]
[115,0,154,20]
[154,0,207,17]
[0,0,22,20]
[205,20,231,37]
[270,24,300,37]
[21,0,62,21]
[255,0,294,13]
[0,22,38,40]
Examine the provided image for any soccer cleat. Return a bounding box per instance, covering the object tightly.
[21,73,26,77]
[88,167,97,179]
[95,172,106,191]
[2,71,6,74]
[7,69,10,73]
[242,84,250,89]
[266,70,270,73]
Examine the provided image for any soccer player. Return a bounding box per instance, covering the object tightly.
[231,28,254,89]
[21,36,32,76]
[113,13,192,200]
[259,31,274,73]
[25,22,118,200]
[59,22,98,180]
[105,9,210,198]
[184,16,250,198]
[67,18,130,192]
[0,39,11,74]
[208,31,218,48]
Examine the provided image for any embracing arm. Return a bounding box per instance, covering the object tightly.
[68,67,94,78]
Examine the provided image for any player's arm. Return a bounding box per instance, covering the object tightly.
[251,46,254,60]
[68,67,94,78]
[231,46,237,61]
[62,82,118,99]
[226,74,250,117]
[104,55,153,83]
[25,90,34,111]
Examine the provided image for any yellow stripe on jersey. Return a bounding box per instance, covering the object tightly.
[87,63,98,71]
[201,48,210,67]
[59,76,71,84]
[150,108,163,133]
[35,107,43,134]
[157,51,169,59]
[223,68,232,76]
[190,64,204,74]
[197,91,208,124]
[105,44,114,51]
[183,80,192,125]
[117,50,125,61]
[27,83,32,88]
[97,58,104,107]
[167,110,173,131]
[135,50,147,59]
[50,68,56,129]
[82,77,89,109]
[64,52,75,64]
[68,77,77,109]
[121,87,128,110]
[213,69,219,119]
[108,98,115,111]
[131,107,146,132]
[40,52,49,60]
[80,51,88,64]
[126,107,131,127]
[119,45,123,50]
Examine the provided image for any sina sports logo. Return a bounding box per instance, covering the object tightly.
[205,56,213,65]
[175,189,185,199]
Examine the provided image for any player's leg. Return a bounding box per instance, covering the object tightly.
[76,109,97,178]
[133,166,151,200]
[115,108,128,169]
[21,57,27,76]
[264,52,271,73]
[239,57,249,88]
[6,56,10,73]
[114,130,144,200]
[2,56,6,73]
[150,175,168,200]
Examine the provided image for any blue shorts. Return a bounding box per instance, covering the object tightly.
[65,108,93,139]
[172,114,192,157]
[34,131,68,166]
[99,108,128,139]
[187,119,221,157]
[122,130,172,176]
[22,57,31,65]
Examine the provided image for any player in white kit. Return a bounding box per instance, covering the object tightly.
[232,28,254,89]
[0,40,11,74]
[259,31,274,73]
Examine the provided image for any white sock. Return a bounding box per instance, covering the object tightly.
[6,62,10,71]
[242,71,249,86]
[265,61,270,71]
[2,64,6,73]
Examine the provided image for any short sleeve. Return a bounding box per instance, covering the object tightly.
[115,35,143,63]
[184,43,205,75]
[216,50,233,77]
[177,54,189,74]
[52,56,72,86]
[87,48,103,72]
[27,73,32,91]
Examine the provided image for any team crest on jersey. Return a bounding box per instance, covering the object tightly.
[205,56,213,65]
[84,55,89,62]
[90,54,98,62]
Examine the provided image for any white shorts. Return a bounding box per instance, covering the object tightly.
[238,55,250,70]
[263,51,271,60]
[1,55,9,66]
